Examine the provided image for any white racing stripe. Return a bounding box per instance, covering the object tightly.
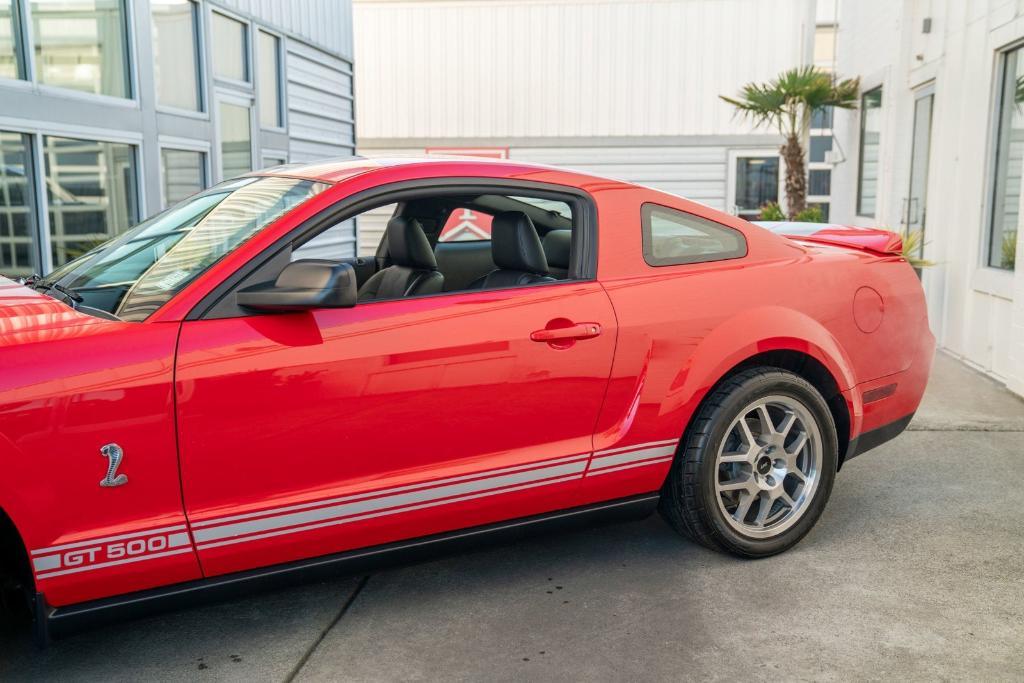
[31,440,680,569]
[191,453,589,529]
[35,548,195,580]
[195,460,589,545]
[30,524,188,556]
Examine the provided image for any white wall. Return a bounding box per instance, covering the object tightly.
[353,0,816,140]
[830,0,1024,395]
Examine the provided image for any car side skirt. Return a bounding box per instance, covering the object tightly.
[34,493,660,646]
[843,412,915,463]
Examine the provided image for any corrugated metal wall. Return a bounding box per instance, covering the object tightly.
[217,0,354,60]
[354,0,815,139]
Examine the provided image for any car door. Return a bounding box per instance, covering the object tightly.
[175,279,616,576]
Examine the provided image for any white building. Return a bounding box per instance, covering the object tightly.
[352,0,821,251]
[0,0,357,277]
[828,0,1024,397]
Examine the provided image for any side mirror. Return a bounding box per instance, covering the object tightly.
[236,259,358,312]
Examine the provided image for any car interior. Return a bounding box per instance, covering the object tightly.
[298,192,578,303]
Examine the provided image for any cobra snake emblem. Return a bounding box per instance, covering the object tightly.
[99,443,128,488]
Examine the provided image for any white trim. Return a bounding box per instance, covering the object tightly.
[726,148,784,218]
[0,116,144,145]
[35,548,193,580]
[30,524,188,556]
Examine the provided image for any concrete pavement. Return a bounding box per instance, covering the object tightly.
[3,351,1023,681]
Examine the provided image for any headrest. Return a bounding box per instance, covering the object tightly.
[542,229,572,269]
[491,211,549,275]
[387,217,436,270]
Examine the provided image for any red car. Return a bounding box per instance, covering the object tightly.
[0,157,933,643]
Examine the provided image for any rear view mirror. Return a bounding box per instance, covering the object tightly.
[237,259,358,312]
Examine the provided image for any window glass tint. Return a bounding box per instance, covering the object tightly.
[162,148,206,206]
[219,101,252,179]
[212,12,247,81]
[0,131,38,277]
[811,106,833,129]
[989,47,1024,270]
[642,204,746,266]
[47,176,327,320]
[809,135,833,163]
[0,0,23,79]
[152,0,200,111]
[31,0,129,97]
[257,30,281,128]
[43,135,138,267]
[808,169,831,196]
[734,156,778,215]
[857,87,882,216]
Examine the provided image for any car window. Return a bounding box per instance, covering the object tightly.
[641,203,747,266]
[438,207,494,242]
[45,176,328,321]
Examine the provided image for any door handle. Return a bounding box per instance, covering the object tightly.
[530,322,602,343]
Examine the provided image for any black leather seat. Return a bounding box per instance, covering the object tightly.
[469,211,555,289]
[542,229,572,279]
[357,217,444,301]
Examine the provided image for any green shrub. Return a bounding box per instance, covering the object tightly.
[758,201,786,221]
[792,206,824,223]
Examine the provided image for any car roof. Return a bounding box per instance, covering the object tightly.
[250,155,591,185]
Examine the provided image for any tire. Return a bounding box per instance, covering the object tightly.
[660,367,838,558]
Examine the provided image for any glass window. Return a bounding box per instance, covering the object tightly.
[1,0,24,79]
[219,101,252,180]
[152,0,200,111]
[988,47,1024,270]
[813,26,835,70]
[161,148,206,206]
[257,30,282,128]
[734,156,779,217]
[857,87,883,216]
[0,131,38,277]
[31,0,130,97]
[810,203,830,222]
[43,176,327,320]
[642,204,746,266]
[212,12,247,81]
[811,106,833,130]
[808,169,831,196]
[43,135,138,267]
[809,135,833,163]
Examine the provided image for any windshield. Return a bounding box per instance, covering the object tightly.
[42,175,328,321]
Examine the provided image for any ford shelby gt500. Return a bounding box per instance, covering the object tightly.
[0,157,933,642]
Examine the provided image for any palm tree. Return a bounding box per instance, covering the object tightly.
[721,66,860,219]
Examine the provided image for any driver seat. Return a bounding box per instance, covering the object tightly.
[358,217,444,301]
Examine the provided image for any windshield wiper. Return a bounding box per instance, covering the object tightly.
[25,277,84,307]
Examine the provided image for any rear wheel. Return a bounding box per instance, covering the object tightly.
[660,367,838,557]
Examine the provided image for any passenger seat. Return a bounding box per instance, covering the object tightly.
[542,229,572,279]
[469,212,555,289]
[357,217,444,301]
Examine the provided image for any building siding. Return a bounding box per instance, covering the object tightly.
[353,0,815,139]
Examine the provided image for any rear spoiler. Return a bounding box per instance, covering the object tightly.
[753,221,904,256]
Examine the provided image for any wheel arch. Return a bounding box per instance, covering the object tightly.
[0,504,34,615]
[671,306,858,467]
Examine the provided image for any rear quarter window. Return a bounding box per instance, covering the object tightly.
[641,203,747,266]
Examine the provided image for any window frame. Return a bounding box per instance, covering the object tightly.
[984,43,1024,272]
[209,7,251,87]
[187,178,600,321]
[856,85,883,218]
[256,27,287,132]
[25,0,138,103]
[152,0,206,117]
[641,202,748,268]
[726,148,782,219]
[1,0,28,81]
[157,137,211,209]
